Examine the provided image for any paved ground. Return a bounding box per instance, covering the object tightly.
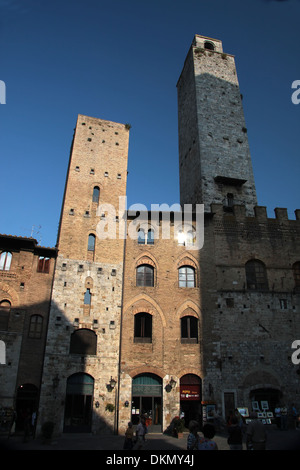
[1,426,300,451]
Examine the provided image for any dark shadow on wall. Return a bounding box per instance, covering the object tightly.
[0,298,115,441]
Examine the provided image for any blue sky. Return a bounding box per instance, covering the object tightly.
[0,0,299,248]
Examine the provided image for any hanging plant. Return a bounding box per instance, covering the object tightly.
[105,403,115,413]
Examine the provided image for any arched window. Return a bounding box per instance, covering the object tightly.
[84,288,91,305]
[179,266,195,288]
[28,314,43,339]
[136,265,154,287]
[92,186,100,203]
[0,252,12,271]
[245,260,268,291]
[181,316,198,343]
[177,229,196,246]
[147,229,154,245]
[137,228,155,245]
[134,312,152,343]
[138,228,145,244]
[88,234,95,252]
[293,262,300,291]
[204,41,215,51]
[0,300,11,330]
[69,329,97,355]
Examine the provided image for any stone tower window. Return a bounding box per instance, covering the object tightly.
[293,262,300,291]
[92,186,100,203]
[204,41,215,51]
[245,260,268,291]
[88,234,95,252]
[84,289,91,305]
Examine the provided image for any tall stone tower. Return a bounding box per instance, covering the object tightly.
[38,114,130,435]
[177,35,257,214]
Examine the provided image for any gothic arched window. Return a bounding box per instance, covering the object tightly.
[134,313,152,343]
[136,265,154,287]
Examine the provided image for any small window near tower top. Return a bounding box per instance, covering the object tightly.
[204,41,215,51]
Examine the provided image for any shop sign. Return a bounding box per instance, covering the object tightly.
[180,385,200,401]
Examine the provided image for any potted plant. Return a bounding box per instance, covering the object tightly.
[105,403,115,413]
[172,416,185,438]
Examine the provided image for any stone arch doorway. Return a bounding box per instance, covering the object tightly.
[180,374,202,427]
[131,373,162,433]
[15,383,39,432]
[63,373,94,433]
[249,387,282,414]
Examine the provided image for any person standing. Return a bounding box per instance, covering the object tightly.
[227,416,243,450]
[246,412,267,450]
[187,420,199,450]
[123,421,134,449]
[198,424,218,450]
[280,405,288,430]
[135,416,147,449]
[291,404,299,430]
[274,404,281,429]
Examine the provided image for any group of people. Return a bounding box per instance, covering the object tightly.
[123,417,148,450]
[187,410,267,451]
[187,421,218,450]
[124,403,300,451]
[275,403,299,430]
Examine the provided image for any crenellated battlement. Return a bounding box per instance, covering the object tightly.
[210,203,300,224]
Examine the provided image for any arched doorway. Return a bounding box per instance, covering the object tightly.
[250,388,282,414]
[180,374,202,427]
[63,373,94,433]
[131,373,162,432]
[15,384,39,432]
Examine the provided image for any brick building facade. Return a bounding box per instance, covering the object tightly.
[0,235,56,432]
[1,34,299,436]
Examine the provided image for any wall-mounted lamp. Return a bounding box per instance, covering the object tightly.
[124,400,129,407]
[107,376,117,391]
[165,377,177,392]
[169,377,176,389]
[95,401,100,408]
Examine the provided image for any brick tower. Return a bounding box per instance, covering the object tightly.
[177,35,257,215]
[38,115,130,435]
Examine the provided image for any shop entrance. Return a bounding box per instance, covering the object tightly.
[180,374,202,428]
[15,384,39,432]
[63,373,94,433]
[131,373,162,433]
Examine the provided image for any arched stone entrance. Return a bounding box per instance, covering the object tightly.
[180,374,202,427]
[63,373,94,433]
[131,373,162,432]
[15,383,38,432]
[242,369,282,416]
